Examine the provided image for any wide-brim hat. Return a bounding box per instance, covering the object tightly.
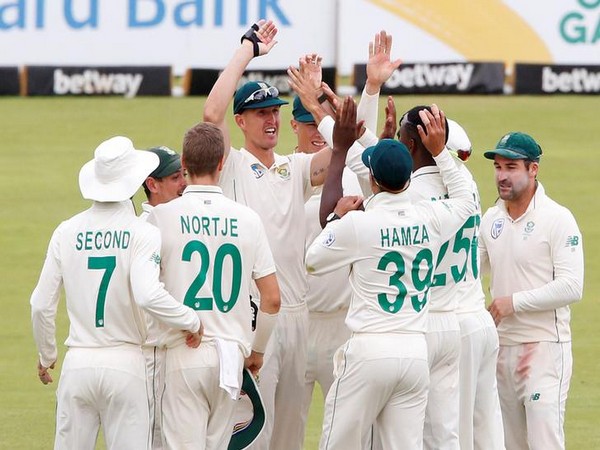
[228,369,266,450]
[79,136,159,202]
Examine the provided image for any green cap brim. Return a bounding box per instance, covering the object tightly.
[228,369,265,450]
[483,148,529,160]
[235,98,289,114]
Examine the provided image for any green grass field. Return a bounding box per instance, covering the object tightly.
[1,95,598,449]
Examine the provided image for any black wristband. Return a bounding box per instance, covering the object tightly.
[241,23,260,58]
[317,93,328,104]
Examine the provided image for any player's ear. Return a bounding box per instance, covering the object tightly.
[290,119,299,135]
[145,177,159,193]
[234,114,246,130]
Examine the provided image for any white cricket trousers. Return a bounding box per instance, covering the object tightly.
[300,308,351,447]
[162,341,242,450]
[497,341,572,450]
[457,309,505,450]
[54,346,150,450]
[143,345,166,450]
[320,333,429,450]
[424,311,461,450]
[248,302,309,450]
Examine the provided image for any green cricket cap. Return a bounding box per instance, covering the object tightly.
[484,132,542,161]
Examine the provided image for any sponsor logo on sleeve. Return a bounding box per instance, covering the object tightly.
[322,230,336,247]
[150,252,161,265]
[491,218,505,239]
[565,235,580,247]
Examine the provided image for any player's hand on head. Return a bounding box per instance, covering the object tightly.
[335,195,364,217]
[366,30,402,90]
[332,96,363,154]
[379,96,397,140]
[417,104,446,157]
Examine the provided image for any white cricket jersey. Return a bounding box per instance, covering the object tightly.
[318,116,377,198]
[30,201,201,369]
[479,182,584,345]
[306,150,477,334]
[219,147,313,307]
[409,161,487,313]
[304,169,362,313]
[147,185,276,356]
[139,201,152,220]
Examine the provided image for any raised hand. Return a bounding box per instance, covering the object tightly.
[299,53,323,91]
[379,96,397,140]
[366,30,402,93]
[241,19,278,57]
[332,96,363,155]
[417,104,447,157]
[288,64,321,114]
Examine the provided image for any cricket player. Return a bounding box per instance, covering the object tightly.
[203,20,333,450]
[147,122,281,450]
[30,136,202,450]
[292,96,362,445]
[480,132,584,450]
[306,99,477,449]
[400,111,505,449]
[139,145,186,449]
[140,146,186,219]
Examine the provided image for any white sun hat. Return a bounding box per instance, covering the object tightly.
[446,119,473,162]
[79,136,159,202]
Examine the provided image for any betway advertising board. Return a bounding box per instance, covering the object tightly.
[0,0,336,75]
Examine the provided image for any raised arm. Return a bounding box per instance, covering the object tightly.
[319,97,364,227]
[357,30,402,131]
[203,20,278,161]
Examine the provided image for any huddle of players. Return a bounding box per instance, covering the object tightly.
[31,20,584,450]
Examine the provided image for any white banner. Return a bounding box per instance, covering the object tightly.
[0,0,337,75]
[338,0,600,75]
[1,0,598,76]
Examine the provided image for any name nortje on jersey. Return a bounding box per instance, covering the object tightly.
[180,215,238,237]
[380,224,430,247]
[75,230,130,250]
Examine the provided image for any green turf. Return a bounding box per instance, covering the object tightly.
[2,95,598,449]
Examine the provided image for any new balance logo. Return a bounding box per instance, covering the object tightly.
[565,235,580,247]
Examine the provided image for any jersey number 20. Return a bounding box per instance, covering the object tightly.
[182,241,242,313]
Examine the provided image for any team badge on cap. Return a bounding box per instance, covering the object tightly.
[491,219,505,239]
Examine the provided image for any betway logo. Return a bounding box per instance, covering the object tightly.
[542,67,600,93]
[385,64,474,90]
[53,69,143,98]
